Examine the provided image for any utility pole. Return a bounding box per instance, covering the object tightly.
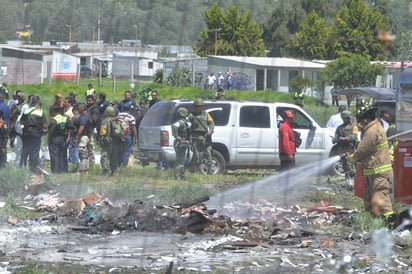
[134,25,138,56]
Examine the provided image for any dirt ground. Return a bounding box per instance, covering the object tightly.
[1,174,412,273]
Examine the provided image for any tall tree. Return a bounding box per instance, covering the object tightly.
[330,0,388,60]
[321,54,384,89]
[288,11,331,59]
[195,4,265,56]
[262,1,306,57]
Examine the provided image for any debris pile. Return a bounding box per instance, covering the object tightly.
[18,191,361,243]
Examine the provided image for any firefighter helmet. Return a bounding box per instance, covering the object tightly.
[177,107,188,117]
[356,105,378,122]
[193,98,204,106]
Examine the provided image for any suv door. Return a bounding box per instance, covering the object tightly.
[235,105,277,166]
[276,106,327,164]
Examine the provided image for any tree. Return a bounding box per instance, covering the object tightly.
[330,0,389,60]
[287,11,331,59]
[320,54,384,90]
[289,76,313,94]
[195,4,266,56]
[262,2,304,57]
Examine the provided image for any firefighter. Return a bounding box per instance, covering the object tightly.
[188,98,215,174]
[172,107,191,180]
[343,106,394,222]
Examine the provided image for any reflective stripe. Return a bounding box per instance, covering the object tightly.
[54,114,67,124]
[374,141,389,152]
[363,164,392,176]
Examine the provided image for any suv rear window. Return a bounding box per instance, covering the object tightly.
[139,101,176,126]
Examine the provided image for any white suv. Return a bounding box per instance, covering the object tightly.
[137,99,335,174]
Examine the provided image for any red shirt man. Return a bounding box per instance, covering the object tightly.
[50,93,64,108]
[279,110,296,171]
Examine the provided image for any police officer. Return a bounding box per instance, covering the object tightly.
[172,107,191,180]
[293,90,304,108]
[187,98,215,174]
[20,96,48,173]
[344,106,393,222]
[48,106,71,173]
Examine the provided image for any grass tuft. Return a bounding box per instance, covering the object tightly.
[0,164,29,196]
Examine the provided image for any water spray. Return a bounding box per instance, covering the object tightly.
[205,155,342,219]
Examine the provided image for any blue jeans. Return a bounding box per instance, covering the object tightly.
[68,136,79,164]
[121,135,133,166]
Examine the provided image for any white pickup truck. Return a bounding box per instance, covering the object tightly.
[138,99,336,174]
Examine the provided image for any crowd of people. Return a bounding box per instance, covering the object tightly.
[0,83,219,180]
[206,71,233,91]
[0,84,160,177]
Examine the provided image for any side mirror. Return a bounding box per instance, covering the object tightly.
[310,122,316,130]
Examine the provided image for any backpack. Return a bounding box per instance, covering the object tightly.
[293,130,302,148]
[111,117,129,138]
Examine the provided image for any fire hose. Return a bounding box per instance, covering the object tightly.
[339,129,412,160]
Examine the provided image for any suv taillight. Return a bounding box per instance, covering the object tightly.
[160,130,169,147]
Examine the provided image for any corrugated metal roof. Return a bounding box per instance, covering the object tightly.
[210,56,326,68]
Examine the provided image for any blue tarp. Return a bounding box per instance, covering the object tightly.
[339,87,396,102]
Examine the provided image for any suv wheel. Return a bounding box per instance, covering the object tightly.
[332,160,345,177]
[200,150,226,175]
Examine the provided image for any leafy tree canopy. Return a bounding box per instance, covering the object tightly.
[287,11,330,60]
[330,0,388,60]
[195,4,266,57]
[320,54,384,90]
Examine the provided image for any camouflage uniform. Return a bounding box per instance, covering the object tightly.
[188,98,215,174]
[333,111,358,181]
[172,108,191,180]
[99,106,122,177]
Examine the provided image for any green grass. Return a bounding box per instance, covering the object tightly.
[0,164,29,196]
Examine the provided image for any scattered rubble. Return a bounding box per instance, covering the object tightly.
[1,182,412,272]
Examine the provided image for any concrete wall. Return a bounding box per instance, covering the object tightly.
[1,56,43,84]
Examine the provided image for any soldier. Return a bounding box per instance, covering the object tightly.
[332,110,358,185]
[48,106,72,173]
[172,107,191,180]
[99,106,122,177]
[187,98,215,174]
